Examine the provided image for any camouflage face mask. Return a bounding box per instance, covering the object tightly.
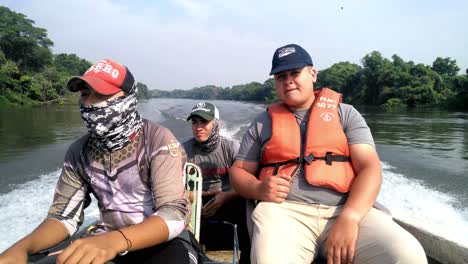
[79,93,143,151]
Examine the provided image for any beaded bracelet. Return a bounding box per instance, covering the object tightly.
[115,229,132,256]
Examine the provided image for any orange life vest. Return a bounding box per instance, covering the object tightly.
[259,88,356,193]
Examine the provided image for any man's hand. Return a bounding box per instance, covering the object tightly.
[324,143,382,264]
[325,213,360,264]
[257,173,291,203]
[0,219,69,264]
[202,191,224,217]
[56,232,125,264]
[201,190,241,217]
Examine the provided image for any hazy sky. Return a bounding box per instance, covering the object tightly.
[2,0,467,90]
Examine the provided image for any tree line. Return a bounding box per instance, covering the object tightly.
[1,6,466,110]
[152,52,467,110]
[0,6,149,107]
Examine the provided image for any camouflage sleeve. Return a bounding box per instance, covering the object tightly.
[47,140,90,236]
[148,126,189,226]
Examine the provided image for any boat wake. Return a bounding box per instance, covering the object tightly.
[1,161,467,253]
[379,162,468,246]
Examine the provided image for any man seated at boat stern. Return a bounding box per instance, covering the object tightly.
[229,44,427,264]
[0,59,199,264]
[183,102,251,264]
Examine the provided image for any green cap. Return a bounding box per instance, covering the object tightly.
[187,102,220,121]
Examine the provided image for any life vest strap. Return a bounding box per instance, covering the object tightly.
[261,152,351,172]
[324,152,351,165]
[303,152,350,165]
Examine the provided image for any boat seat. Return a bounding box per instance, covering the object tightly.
[185,162,203,242]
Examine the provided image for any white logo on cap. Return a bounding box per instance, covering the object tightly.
[191,102,220,119]
[85,60,120,79]
[192,102,211,113]
[192,107,211,113]
[278,47,296,58]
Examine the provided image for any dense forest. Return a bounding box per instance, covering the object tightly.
[1,6,467,110]
[152,53,467,110]
[0,6,149,107]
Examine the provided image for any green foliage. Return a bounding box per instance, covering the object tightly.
[0,6,466,111]
[0,58,21,92]
[149,89,170,98]
[152,49,466,111]
[54,54,91,76]
[0,6,151,107]
[382,98,406,111]
[0,6,54,72]
[154,79,278,102]
[316,62,361,101]
[432,57,460,76]
[359,51,395,105]
[263,78,278,103]
[398,84,437,107]
[0,89,37,106]
[443,74,468,110]
[311,51,468,110]
[136,82,150,100]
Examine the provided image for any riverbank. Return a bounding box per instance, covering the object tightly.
[0,93,78,108]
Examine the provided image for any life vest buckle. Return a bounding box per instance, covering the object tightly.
[325,152,333,165]
[303,154,315,165]
[273,164,280,175]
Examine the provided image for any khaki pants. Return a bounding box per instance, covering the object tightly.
[250,201,427,264]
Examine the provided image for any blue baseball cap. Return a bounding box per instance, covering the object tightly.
[270,44,313,75]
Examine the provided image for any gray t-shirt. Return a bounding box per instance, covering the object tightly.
[183,136,239,192]
[237,103,375,206]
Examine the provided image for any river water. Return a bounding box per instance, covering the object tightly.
[0,98,467,250]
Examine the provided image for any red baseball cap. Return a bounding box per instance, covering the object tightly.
[67,59,135,95]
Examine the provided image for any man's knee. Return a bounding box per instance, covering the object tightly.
[384,235,427,264]
[355,209,427,263]
[251,237,315,264]
[354,233,427,264]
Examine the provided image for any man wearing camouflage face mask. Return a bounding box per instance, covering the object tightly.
[0,59,198,264]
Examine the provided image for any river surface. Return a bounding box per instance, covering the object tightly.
[0,98,467,250]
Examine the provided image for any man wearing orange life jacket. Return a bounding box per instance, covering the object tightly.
[259,88,355,193]
[230,44,426,264]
